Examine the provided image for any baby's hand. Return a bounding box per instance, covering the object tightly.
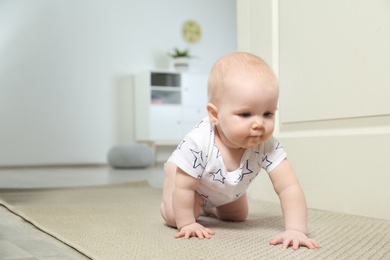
[269,230,320,250]
[174,222,215,240]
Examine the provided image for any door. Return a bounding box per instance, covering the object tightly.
[237,0,390,220]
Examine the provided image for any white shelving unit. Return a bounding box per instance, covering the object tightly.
[133,71,208,159]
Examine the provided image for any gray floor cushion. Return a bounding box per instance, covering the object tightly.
[107,144,153,168]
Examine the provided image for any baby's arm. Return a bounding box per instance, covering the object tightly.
[173,168,215,239]
[268,159,320,250]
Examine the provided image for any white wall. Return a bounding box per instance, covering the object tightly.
[238,0,390,220]
[0,0,237,166]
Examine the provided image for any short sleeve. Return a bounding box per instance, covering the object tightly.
[167,119,213,179]
[259,136,287,173]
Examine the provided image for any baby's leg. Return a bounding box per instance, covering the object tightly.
[212,193,249,222]
[160,162,177,227]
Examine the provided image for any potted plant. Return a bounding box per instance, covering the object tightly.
[168,48,192,71]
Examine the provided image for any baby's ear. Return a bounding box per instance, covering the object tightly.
[207,103,219,125]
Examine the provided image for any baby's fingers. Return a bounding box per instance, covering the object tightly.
[194,229,206,239]
[302,238,320,249]
[174,229,195,239]
[269,236,283,246]
[269,236,294,249]
[186,230,196,239]
[201,228,215,239]
[174,229,194,239]
[205,227,216,236]
[174,227,215,240]
[174,230,186,239]
[192,228,215,239]
[282,238,293,249]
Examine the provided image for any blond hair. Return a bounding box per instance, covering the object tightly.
[207,52,278,104]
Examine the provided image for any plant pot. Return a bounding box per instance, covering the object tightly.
[173,57,189,72]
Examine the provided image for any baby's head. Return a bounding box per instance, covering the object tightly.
[207,52,278,105]
[207,52,279,149]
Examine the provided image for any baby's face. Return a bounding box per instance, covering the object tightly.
[214,71,278,149]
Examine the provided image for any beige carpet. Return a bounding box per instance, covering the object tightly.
[0,182,389,260]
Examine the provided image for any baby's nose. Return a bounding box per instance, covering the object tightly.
[252,117,264,129]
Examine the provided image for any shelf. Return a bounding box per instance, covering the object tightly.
[151,89,181,104]
[151,72,180,87]
[151,86,181,92]
[134,71,207,142]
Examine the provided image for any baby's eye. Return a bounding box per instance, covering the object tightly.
[239,112,251,118]
[264,112,274,118]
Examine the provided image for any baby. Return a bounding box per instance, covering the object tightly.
[160,52,319,250]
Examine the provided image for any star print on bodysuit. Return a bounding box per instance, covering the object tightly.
[214,144,221,158]
[190,149,206,169]
[262,155,272,171]
[209,169,225,184]
[235,160,253,183]
[249,172,260,183]
[195,120,203,128]
[276,142,283,150]
[177,140,185,149]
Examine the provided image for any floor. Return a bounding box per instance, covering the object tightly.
[0,165,165,260]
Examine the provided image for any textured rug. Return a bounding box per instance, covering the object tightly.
[0,181,389,260]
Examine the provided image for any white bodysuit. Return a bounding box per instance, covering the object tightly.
[167,117,287,208]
